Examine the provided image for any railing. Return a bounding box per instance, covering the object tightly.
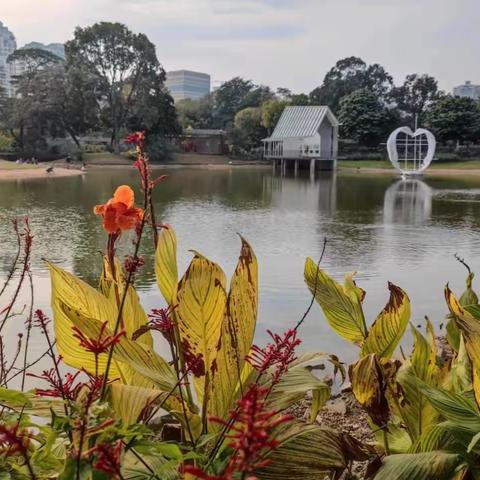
[264,149,333,160]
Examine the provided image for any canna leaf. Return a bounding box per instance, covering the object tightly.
[445,286,480,406]
[304,259,367,346]
[418,382,480,431]
[109,384,162,425]
[208,237,258,422]
[155,225,178,306]
[361,283,410,359]
[393,320,440,444]
[349,354,392,427]
[372,451,461,480]
[175,251,227,408]
[99,256,153,348]
[49,263,122,378]
[451,334,472,394]
[257,422,370,480]
[266,366,331,414]
[61,303,177,391]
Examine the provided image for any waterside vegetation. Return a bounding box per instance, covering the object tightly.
[0,133,479,480]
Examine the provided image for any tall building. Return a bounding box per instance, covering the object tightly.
[0,21,17,96]
[165,70,210,102]
[453,81,480,100]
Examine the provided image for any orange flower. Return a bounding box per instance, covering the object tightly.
[94,185,143,234]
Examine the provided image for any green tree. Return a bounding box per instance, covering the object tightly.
[338,89,395,146]
[289,93,310,106]
[4,48,64,151]
[261,99,287,134]
[309,57,393,111]
[213,77,254,128]
[243,85,275,108]
[391,73,440,124]
[176,96,215,129]
[65,22,175,152]
[425,95,480,143]
[232,107,266,153]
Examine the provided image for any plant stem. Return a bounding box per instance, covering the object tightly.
[21,271,34,391]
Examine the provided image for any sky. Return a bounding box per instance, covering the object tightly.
[1,0,478,94]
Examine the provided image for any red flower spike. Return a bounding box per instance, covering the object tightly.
[124,131,146,148]
[133,306,176,344]
[33,309,50,330]
[29,368,82,402]
[88,439,123,478]
[72,322,125,355]
[246,329,301,384]
[185,384,292,480]
[0,423,32,458]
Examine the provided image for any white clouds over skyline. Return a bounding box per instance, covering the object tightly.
[2,0,478,93]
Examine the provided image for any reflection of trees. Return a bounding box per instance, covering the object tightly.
[383,179,432,225]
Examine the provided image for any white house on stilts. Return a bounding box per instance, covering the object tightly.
[263,106,339,173]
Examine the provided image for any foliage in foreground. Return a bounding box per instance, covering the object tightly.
[0,133,366,479]
[2,132,480,479]
[306,254,480,479]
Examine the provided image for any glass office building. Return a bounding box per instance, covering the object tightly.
[165,70,211,102]
[0,21,17,97]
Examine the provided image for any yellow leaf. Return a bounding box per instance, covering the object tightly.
[49,263,121,378]
[396,334,440,444]
[155,225,178,305]
[99,256,153,348]
[445,286,480,405]
[61,303,177,391]
[110,384,161,425]
[361,283,411,359]
[208,237,258,423]
[304,259,367,346]
[175,252,227,409]
[349,354,390,427]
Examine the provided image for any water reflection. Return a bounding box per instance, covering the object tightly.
[383,179,432,225]
[2,167,480,367]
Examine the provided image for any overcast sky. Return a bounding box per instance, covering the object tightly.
[2,0,478,93]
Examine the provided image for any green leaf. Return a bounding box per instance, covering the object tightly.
[266,365,331,414]
[304,259,367,346]
[372,451,461,480]
[419,383,480,431]
[361,282,410,359]
[257,422,369,479]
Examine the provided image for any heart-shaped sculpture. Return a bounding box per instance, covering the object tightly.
[387,127,436,175]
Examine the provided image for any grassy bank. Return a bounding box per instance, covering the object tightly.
[0,159,40,170]
[338,159,480,170]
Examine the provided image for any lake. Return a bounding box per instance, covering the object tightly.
[2,166,480,376]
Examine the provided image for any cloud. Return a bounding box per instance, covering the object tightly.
[1,0,479,93]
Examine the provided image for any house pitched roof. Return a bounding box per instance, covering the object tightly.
[267,106,338,139]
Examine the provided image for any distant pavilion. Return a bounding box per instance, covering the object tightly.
[263,106,339,173]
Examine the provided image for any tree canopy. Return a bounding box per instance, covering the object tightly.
[65,21,177,152]
[338,89,396,147]
[425,95,480,143]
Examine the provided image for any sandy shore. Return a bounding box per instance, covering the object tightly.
[0,167,85,181]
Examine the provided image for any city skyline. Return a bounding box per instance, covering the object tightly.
[1,0,479,94]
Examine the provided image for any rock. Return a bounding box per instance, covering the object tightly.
[341,381,352,393]
[324,398,347,415]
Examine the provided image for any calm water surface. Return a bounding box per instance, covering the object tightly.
[2,166,480,374]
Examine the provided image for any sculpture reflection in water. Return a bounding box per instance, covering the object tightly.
[383,179,433,225]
